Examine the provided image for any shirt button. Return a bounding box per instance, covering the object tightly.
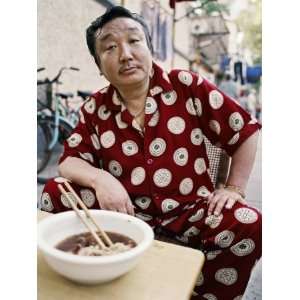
[153,193,160,200]
[147,158,154,165]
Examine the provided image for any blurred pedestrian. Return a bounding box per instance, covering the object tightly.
[219,73,238,99]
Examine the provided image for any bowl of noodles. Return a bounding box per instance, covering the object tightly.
[38,210,154,284]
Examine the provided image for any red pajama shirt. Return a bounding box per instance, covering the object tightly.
[41,62,262,300]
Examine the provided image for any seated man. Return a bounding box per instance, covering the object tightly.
[40,6,261,300]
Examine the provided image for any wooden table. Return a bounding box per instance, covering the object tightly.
[38,211,205,300]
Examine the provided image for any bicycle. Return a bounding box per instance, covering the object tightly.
[37,66,81,183]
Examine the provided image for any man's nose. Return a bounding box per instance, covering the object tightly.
[119,43,133,62]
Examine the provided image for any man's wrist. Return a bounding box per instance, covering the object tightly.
[224,184,246,199]
[91,169,105,190]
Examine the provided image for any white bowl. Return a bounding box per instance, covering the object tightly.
[38,210,154,284]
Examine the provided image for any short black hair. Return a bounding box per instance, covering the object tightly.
[86,6,153,66]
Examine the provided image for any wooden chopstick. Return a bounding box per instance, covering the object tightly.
[63,181,114,247]
[58,184,107,249]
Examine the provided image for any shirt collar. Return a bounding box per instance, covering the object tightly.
[103,61,174,112]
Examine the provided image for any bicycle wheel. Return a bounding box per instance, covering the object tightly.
[37,117,74,183]
[37,119,51,173]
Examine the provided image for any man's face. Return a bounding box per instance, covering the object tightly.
[95,17,153,89]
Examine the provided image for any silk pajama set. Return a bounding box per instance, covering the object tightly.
[40,62,262,300]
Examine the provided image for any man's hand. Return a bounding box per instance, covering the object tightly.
[92,170,135,215]
[207,188,246,216]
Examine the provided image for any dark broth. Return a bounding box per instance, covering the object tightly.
[56,231,137,255]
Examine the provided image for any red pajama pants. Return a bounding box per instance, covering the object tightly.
[40,177,262,300]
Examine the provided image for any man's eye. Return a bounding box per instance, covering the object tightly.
[106,45,116,51]
[129,39,139,44]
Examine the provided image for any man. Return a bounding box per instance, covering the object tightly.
[40,6,261,300]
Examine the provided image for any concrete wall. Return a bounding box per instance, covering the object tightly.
[38,0,191,98]
[38,0,108,96]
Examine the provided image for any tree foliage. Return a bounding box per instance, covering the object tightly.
[236,0,262,64]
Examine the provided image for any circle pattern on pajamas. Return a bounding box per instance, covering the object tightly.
[230,238,255,256]
[179,178,193,195]
[173,147,188,166]
[188,208,205,222]
[209,90,224,109]
[150,85,163,96]
[149,138,166,157]
[183,226,200,237]
[60,192,77,208]
[167,117,185,134]
[161,216,178,226]
[84,97,96,114]
[41,192,54,212]
[153,168,172,187]
[205,214,223,229]
[228,133,240,145]
[161,198,179,213]
[148,110,160,127]
[98,105,111,120]
[194,158,206,175]
[215,268,238,286]
[100,86,108,94]
[178,71,193,86]
[91,133,101,150]
[135,212,153,221]
[112,91,121,105]
[122,140,139,156]
[197,75,203,86]
[108,160,123,177]
[79,152,94,163]
[80,189,96,207]
[191,128,203,145]
[67,133,82,148]
[206,250,222,261]
[131,167,146,185]
[79,109,85,124]
[134,196,151,209]
[234,207,258,224]
[115,113,128,129]
[161,90,177,105]
[145,97,157,114]
[229,112,244,131]
[202,293,217,300]
[186,98,196,115]
[100,131,115,149]
[194,98,202,116]
[197,186,210,197]
[215,230,235,248]
[209,120,221,135]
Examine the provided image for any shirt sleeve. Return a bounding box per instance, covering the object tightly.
[191,73,261,156]
[58,97,101,168]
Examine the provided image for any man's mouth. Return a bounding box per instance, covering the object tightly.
[119,66,138,74]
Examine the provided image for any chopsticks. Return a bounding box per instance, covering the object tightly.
[58,181,114,249]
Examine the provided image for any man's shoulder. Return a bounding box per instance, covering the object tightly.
[89,86,109,104]
[166,68,199,86]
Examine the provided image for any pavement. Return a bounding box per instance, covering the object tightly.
[37,135,262,299]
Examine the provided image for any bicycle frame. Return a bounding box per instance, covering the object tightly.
[48,101,74,150]
[39,90,74,151]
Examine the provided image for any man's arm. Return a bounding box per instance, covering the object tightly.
[207,130,260,216]
[226,130,259,191]
[59,157,135,215]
